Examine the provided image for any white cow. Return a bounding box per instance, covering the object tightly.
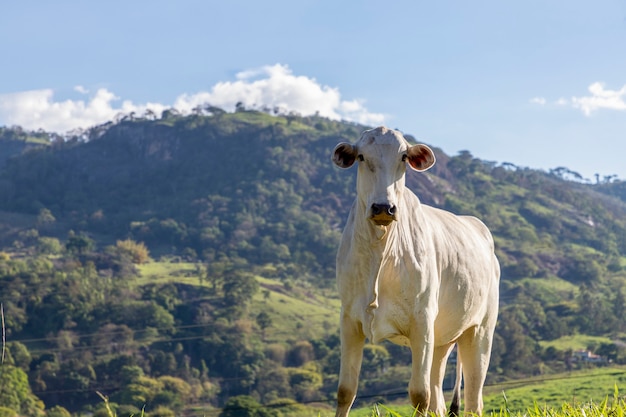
[332,127,500,416]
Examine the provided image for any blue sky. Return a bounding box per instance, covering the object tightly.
[1,0,626,182]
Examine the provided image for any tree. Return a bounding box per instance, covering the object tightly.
[6,341,32,371]
[0,365,45,416]
[206,261,227,294]
[113,375,163,408]
[45,406,72,417]
[115,239,150,264]
[119,365,144,385]
[156,376,192,408]
[37,237,63,255]
[36,208,56,228]
[494,308,539,376]
[65,232,95,256]
[222,272,259,316]
[218,395,279,417]
[254,366,291,403]
[596,342,618,362]
[91,324,134,355]
[361,344,390,377]
[43,359,97,410]
[286,341,314,367]
[256,311,272,341]
[560,252,603,284]
[612,288,626,332]
[0,407,18,417]
[576,284,614,334]
[286,365,323,402]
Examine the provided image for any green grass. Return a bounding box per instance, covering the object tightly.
[135,260,199,286]
[518,276,577,294]
[136,261,341,344]
[334,367,626,417]
[347,404,416,417]
[484,366,626,413]
[93,368,626,417]
[135,260,626,416]
[539,334,612,351]
[320,389,626,417]
[250,276,340,343]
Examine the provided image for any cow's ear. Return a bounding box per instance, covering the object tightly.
[406,144,436,172]
[332,143,358,168]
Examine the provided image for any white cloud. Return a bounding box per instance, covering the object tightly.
[530,97,546,105]
[175,64,385,124]
[555,98,569,106]
[571,82,626,116]
[0,88,167,133]
[530,83,626,115]
[74,85,89,94]
[0,64,385,133]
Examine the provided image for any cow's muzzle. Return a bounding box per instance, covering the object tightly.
[370,203,397,226]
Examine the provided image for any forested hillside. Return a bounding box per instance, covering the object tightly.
[1,109,626,416]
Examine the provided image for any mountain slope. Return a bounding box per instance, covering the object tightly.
[2,110,626,289]
[2,110,626,413]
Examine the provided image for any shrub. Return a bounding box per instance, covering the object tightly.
[116,239,151,264]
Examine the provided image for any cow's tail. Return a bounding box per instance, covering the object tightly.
[449,353,462,417]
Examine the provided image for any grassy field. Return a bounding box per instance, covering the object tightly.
[516,276,578,304]
[539,334,613,351]
[136,259,199,285]
[136,261,341,344]
[354,395,626,417]
[250,276,341,342]
[135,261,626,416]
[483,366,626,412]
[335,366,626,417]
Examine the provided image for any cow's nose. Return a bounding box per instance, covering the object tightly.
[371,203,396,216]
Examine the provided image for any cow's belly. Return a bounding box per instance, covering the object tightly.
[434,285,490,345]
[355,298,412,346]
[368,307,481,347]
[349,286,487,348]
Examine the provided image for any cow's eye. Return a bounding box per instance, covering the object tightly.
[402,154,408,162]
[357,154,364,162]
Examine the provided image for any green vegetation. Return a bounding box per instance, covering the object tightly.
[359,395,626,417]
[348,368,626,416]
[483,367,626,413]
[1,109,626,415]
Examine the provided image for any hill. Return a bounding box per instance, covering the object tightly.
[1,109,626,415]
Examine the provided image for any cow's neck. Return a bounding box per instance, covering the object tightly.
[354,190,426,325]
[353,195,416,318]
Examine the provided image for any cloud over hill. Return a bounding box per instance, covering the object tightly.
[0,64,385,133]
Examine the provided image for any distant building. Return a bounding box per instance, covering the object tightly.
[571,349,606,364]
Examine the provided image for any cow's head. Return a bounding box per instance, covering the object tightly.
[332,126,435,226]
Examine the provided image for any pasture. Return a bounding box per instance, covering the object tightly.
[344,367,626,416]
[136,260,626,417]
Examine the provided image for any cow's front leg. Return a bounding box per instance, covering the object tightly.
[408,316,435,414]
[336,314,366,417]
[429,342,455,416]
